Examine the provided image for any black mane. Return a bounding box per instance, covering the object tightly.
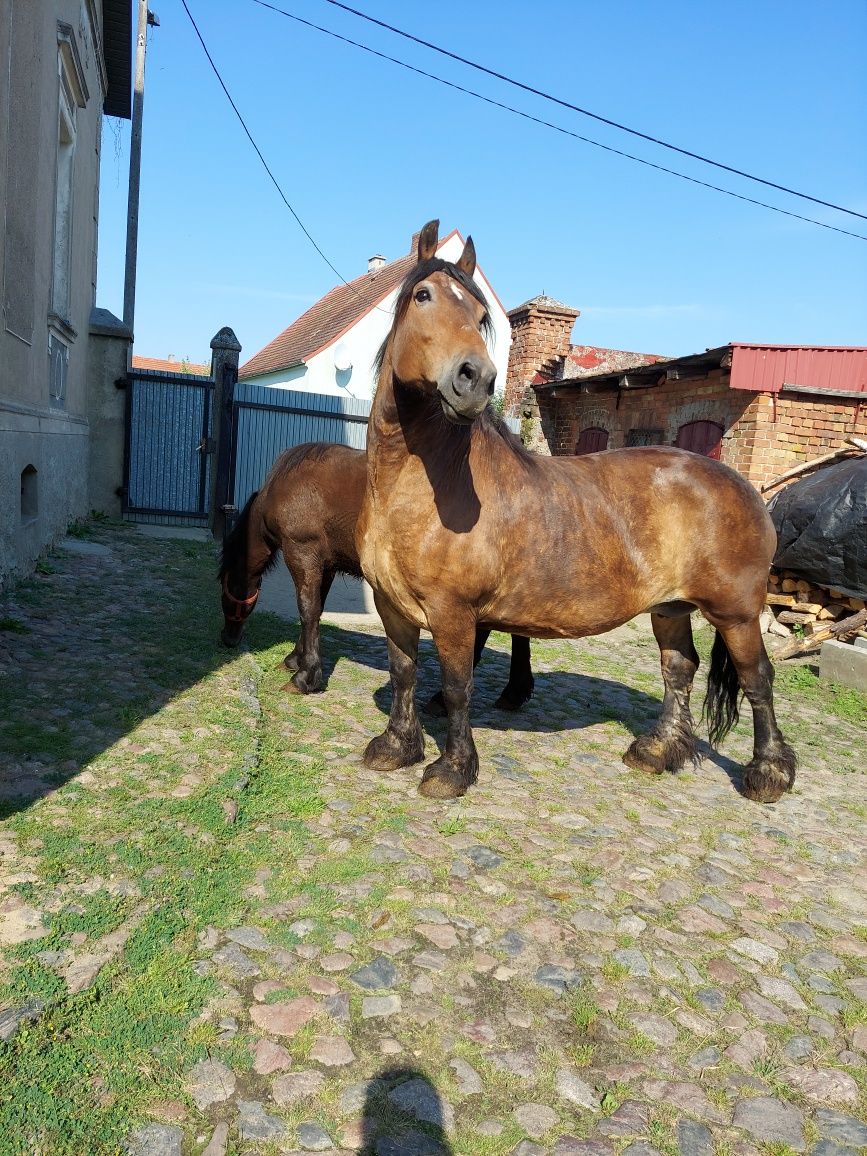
[374,257,494,379]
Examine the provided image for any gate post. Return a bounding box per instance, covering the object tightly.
[209,326,242,540]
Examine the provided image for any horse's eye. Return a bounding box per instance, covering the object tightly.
[480,313,489,329]
[415,288,431,303]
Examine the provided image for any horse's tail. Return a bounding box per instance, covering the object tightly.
[217,490,280,583]
[702,630,741,747]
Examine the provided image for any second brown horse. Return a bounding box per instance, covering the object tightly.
[218,442,534,709]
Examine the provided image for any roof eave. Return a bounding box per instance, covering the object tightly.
[239,358,305,380]
[536,345,732,398]
[102,0,132,119]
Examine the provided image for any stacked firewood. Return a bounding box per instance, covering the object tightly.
[764,571,867,660]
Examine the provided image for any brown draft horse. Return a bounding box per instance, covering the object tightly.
[356,219,797,803]
[217,442,534,708]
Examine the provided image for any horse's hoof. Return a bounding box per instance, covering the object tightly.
[422,692,447,718]
[622,736,667,775]
[281,680,307,695]
[364,730,424,772]
[283,675,323,693]
[742,749,796,803]
[418,763,468,800]
[493,692,524,712]
[494,682,533,711]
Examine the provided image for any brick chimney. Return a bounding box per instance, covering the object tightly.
[504,295,580,415]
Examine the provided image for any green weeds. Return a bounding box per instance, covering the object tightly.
[0,617,28,633]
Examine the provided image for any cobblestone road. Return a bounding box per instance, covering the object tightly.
[0,524,865,1156]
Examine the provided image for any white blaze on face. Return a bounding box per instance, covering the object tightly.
[449,282,465,302]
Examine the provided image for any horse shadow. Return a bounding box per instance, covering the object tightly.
[358,1067,454,1156]
[0,537,271,820]
[313,621,658,738]
[308,622,745,794]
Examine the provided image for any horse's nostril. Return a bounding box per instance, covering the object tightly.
[487,382,495,396]
[459,361,477,384]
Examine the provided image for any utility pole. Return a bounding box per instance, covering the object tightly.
[122,1,159,335]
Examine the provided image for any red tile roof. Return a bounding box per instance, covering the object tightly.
[239,231,461,381]
[132,355,210,376]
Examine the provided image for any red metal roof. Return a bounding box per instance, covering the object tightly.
[730,344,867,394]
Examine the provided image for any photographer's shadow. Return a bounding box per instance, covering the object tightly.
[360,1067,454,1155]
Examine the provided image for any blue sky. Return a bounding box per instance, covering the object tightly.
[97,0,867,366]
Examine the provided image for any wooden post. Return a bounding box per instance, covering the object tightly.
[209,327,242,541]
[123,3,159,336]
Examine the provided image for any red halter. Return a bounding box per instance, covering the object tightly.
[222,574,260,622]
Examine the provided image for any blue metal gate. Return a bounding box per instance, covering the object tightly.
[122,366,215,525]
[123,365,520,530]
[228,383,371,513]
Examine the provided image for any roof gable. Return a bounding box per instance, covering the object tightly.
[240,231,466,380]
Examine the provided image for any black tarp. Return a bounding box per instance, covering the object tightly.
[768,456,867,598]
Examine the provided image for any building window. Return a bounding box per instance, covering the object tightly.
[21,466,38,524]
[51,23,88,325]
[626,428,664,447]
[575,427,609,455]
[52,97,76,321]
[3,6,41,344]
[675,420,724,459]
[48,333,68,408]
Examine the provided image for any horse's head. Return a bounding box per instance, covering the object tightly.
[387,220,496,425]
[219,572,259,647]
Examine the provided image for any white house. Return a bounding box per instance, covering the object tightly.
[238,229,512,400]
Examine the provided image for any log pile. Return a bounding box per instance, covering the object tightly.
[764,570,867,660]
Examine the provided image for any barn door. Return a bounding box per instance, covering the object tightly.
[575,426,609,455]
[675,420,723,459]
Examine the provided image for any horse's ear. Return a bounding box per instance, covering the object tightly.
[417,220,439,263]
[456,235,476,279]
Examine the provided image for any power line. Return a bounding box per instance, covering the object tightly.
[250,0,867,242]
[314,0,867,225]
[180,0,351,285]
[182,2,410,315]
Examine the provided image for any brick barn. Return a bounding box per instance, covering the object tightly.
[504,295,867,489]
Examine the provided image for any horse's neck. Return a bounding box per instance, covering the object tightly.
[229,524,274,597]
[368,359,470,481]
[368,360,405,452]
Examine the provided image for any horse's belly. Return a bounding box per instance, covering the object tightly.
[483,584,669,639]
[485,606,633,640]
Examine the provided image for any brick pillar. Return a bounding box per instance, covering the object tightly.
[504,296,580,416]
